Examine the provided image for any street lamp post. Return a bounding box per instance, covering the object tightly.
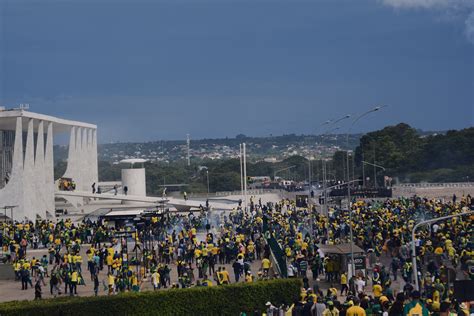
[362,161,385,173]
[206,170,210,199]
[320,115,349,215]
[239,144,244,198]
[362,160,385,189]
[308,158,312,195]
[411,210,474,291]
[363,134,378,188]
[274,166,296,181]
[345,105,386,275]
[362,152,366,187]
[372,142,376,188]
[243,143,248,212]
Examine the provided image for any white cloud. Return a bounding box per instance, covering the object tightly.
[381,0,474,44]
[382,0,453,9]
[382,0,474,9]
[466,11,474,43]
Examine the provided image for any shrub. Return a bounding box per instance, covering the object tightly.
[0,278,301,316]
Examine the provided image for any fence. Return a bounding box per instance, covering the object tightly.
[263,216,288,278]
[188,189,278,198]
[395,182,474,188]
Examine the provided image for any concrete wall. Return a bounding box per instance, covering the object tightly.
[393,186,474,201]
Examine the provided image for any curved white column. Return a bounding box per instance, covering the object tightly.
[35,121,47,218]
[0,111,98,221]
[91,129,98,184]
[23,119,36,220]
[0,117,24,221]
[44,122,54,214]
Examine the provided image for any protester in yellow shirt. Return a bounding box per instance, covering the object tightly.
[346,299,366,316]
[107,273,115,295]
[341,273,349,296]
[151,271,160,290]
[261,258,271,277]
[245,271,254,283]
[373,284,383,298]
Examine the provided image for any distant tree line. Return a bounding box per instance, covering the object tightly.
[354,123,474,183]
[54,123,474,194]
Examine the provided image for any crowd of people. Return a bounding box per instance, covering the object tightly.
[259,194,473,315]
[0,210,273,299]
[0,194,473,315]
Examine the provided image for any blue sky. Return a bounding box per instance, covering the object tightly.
[1,0,473,142]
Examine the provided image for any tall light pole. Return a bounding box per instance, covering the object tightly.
[362,161,385,173]
[274,165,296,180]
[243,143,248,213]
[317,121,331,214]
[411,210,474,291]
[363,133,378,188]
[308,158,312,194]
[346,105,387,275]
[362,161,386,189]
[320,115,350,215]
[239,144,244,198]
[186,134,191,167]
[206,170,210,199]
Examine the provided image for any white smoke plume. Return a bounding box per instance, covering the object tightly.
[381,0,474,44]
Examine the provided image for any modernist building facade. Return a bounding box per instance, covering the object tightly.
[0,109,98,221]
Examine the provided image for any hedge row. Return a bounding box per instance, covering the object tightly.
[0,278,301,316]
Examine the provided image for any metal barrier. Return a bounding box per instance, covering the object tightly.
[214,189,278,197]
[263,216,288,278]
[188,189,278,198]
[395,182,474,188]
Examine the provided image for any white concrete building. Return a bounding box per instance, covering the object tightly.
[0,109,98,221]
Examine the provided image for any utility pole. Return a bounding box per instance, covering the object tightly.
[186,134,190,166]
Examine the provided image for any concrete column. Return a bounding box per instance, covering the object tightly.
[61,126,98,197]
[0,117,24,221]
[80,127,88,191]
[44,122,54,215]
[84,128,92,190]
[75,127,83,190]
[91,129,98,184]
[23,119,36,220]
[11,117,24,179]
[64,126,77,181]
[35,121,47,218]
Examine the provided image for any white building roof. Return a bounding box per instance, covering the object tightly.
[0,109,97,132]
[120,158,148,165]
